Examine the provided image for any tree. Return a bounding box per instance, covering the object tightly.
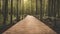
[40,0,42,19]
[36,0,37,15]
[16,0,20,22]
[53,0,56,27]
[48,0,51,17]
[10,0,13,24]
[2,0,8,26]
[57,0,60,18]
[0,0,1,16]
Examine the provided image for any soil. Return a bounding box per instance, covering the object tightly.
[3,15,57,34]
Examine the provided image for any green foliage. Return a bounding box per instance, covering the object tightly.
[0,0,60,27]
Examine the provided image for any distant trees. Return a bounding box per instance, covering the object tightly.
[40,0,42,19]
[57,0,60,18]
[2,0,8,25]
[0,0,60,27]
[47,0,60,18]
[10,0,13,24]
[16,0,19,22]
[2,0,5,25]
[21,0,24,19]
[36,0,37,15]
[48,0,51,17]
[0,0,1,16]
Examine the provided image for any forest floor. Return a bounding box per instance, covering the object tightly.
[2,15,57,34]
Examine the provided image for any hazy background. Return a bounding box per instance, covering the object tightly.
[0,0,60,32]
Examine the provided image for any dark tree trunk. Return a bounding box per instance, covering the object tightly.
[48,0,51,17]
[58,0,60,18]
[51,0,53,17]
[31,0,34,15]
[57,0,59,18]
[40,0,42,19]
[53,0,56,26]
[36,0,37,15]
[2,0,5,25]
[31,0,32,15]
[2,0,8,26]
[21,0,24,19]
[0,0,1,15]
[16,0,20,22]
[10,0,13,24]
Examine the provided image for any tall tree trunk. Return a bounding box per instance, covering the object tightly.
[21,0,24,19]
[58,0,60,18]
[36,0,37,15]
[5,0,8,23]
[0,0,1,16]
[31,0,32,15]
[53,0,56,26]
[40,0,42,19]
[2,0,5,25]
[51,0,53,17]
[2,0,8,26]
[16,0,20,22]
[57,0,59,18]
[48,0,51,17]
[10,0,13,24]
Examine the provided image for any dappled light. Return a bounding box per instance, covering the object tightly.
[24,0,27,3]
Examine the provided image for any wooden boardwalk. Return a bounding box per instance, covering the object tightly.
[3,15,57,34]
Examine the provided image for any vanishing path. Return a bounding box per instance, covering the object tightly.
[3,15,57,34]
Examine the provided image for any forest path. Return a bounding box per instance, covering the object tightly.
[3,15,57,34]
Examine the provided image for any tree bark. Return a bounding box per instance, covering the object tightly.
[10,0,13,24]
[40,0,42,19]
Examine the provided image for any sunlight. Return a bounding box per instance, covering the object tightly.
[24,0,27,3]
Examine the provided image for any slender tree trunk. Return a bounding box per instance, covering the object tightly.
[58,0,60,17]
[51,0,53,17]
[31,0,34,15]
[20,0,21,20]
[0,0,1,15]
[48,0,51,17]
[21,0,24,19]
[31,0,32,15]
[16,0,20,22]
[36,0,37,15]
[53,0,56,26]
[57,0,59,18]
[2,0,8,26]
[2,0,5,25]
[40,0,42,19]
[5,0,8,23]
[10,0,13,24]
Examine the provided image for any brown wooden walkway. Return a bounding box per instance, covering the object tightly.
[3,15,57,34]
